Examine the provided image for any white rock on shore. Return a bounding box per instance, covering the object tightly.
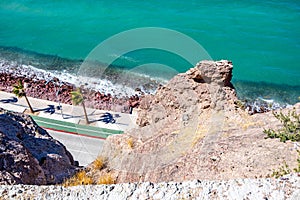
[0,174,299,200]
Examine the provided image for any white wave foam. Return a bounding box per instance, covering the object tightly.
[244,97,291,114]
[108,53,139,63]
[0,59,145,97]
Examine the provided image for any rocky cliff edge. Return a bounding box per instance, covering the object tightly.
[99,60,299,183]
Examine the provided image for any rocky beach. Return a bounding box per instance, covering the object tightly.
[0,57,289,118]
[0,58,143,113]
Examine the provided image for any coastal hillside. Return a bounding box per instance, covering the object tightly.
[0,0,299,198]
[0,60,299,199]
[92,60,300,183]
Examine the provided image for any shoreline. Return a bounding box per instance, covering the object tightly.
[0,53,299,115]
[0,59,142,114]
[0,58,295,115]
[0,45,299,105]
[0,46,163,96]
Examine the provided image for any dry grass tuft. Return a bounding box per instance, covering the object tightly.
[98,173,116,185]
[62,156,116,186]
[92,156,105,170]
[62,170,94,187]
[127,137,134,148]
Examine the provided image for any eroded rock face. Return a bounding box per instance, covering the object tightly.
[136,60,237,127]
[99,60,299,183]
[0,109,77,185]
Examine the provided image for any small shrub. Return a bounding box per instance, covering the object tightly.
[265,109,300,177]
[264,109,300,142]
[294,150,300,173]
[98,173,115,184]
[235,100,245,109]
[62,170,94,186]
[271,161,291,178]
[270,151,300,178]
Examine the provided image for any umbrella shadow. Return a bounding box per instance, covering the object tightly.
[99,112,116,124]
[55,109,128,126]
[89,112,122,124]
[35,105,60,114]
[60,110,101,119]
[0,97,18,103]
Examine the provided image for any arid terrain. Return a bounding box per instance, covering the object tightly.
[0,60,299,199]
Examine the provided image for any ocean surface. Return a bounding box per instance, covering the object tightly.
[0,0,299,104]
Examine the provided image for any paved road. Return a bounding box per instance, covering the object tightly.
[0,90,138,132]
[47,129,104,166]
[31,115,122,139]
[0,91,133,166]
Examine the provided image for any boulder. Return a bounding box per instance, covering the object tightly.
[0,109,77,185]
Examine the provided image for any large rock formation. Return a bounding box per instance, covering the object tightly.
[99,60,299,183]
[0,109,77,185]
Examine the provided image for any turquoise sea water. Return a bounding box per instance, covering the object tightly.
[0,0,299,103]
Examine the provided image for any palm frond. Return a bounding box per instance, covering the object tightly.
[70,88,84,105]
[12,80,25,98]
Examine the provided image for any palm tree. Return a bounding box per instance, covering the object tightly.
[70,88,89,124]
[12,80,34,113]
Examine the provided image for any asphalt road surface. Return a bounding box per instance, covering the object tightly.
[47,129,104,166]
